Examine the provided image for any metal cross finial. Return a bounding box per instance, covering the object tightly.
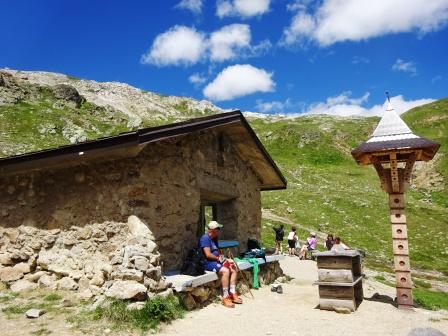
[386,91,391,103]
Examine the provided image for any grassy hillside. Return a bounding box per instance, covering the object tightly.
[250,99,448,277]
[0,71,446,278]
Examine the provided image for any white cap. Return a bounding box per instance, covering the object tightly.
[208,221,223,230]
[311,232,316,236]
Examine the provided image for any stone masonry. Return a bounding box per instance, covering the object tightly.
[0,130,263,296]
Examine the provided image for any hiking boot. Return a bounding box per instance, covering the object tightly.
[230,293,243,304]
[276,285,283,294]
[222,296,235,308]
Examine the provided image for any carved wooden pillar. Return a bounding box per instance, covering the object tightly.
[390,193,412,308]
[351,100,440,310]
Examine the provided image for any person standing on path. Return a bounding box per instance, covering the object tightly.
[287,227,298,256]
[199,221,243,308]
[273,224,285,255]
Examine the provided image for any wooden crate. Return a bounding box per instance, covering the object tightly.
[314,250,363,312]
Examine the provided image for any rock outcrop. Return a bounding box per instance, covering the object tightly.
[0,215,170,300]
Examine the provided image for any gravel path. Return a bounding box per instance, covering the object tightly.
[159,258,448,336]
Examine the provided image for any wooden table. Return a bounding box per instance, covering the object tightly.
[314,250,364,312]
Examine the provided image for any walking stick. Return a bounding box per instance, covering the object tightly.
[227,249,255,299]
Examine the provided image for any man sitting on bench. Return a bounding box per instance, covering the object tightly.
[199,221,243,308]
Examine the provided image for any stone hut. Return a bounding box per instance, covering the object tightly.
[0,111,286,299]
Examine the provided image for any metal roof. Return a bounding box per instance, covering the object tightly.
[0,111,287,190]
[351,102,440,164]
[368,102,417,141]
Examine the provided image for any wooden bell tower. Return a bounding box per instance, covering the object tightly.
[351,96,440,309]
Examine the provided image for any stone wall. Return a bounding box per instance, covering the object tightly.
[0,130,262,271]
[0,216,170,299]
[178,261,284,310]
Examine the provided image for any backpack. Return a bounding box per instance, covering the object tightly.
[244,238,266,262]
[247,238,261,250]
[243,248,266,262]
[180,247,205,276]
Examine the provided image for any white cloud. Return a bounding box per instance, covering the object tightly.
[286,0,312,12]
[392,58,418,76]
[302,92,433,117]
[256,99,291,113]
[203,64,275,101]
[141,26,206,66]
[142,24,270,66]
[281,12,316,46]
[216,0,271,18]
[255,98,306,113]
[281,0,448,46]
[176,0,203,14]
[189,73,208,85]
[209,24,251,61]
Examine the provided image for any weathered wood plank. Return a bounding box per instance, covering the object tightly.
[319,285,354,299]
[319,298,355,312]
[318,269,353,283]
[317,256,352,270]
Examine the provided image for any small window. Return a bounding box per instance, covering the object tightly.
[197,202,217,237]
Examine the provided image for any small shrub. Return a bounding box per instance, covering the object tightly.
[44,293,62,302]
[79,295,185,332]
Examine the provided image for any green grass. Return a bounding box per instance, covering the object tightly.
[414,288,448,310]
[413,278,432,289]
[1,297,61,317]
[71,296,185,332]
[43,293,62,302]
[250,99,448,276]
[1,77,447,280]
[374,275,395,287]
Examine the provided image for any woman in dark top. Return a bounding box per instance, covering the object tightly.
[325,234,334,251]
[273,224,285,255]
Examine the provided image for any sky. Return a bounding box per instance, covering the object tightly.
[1,0,447,117]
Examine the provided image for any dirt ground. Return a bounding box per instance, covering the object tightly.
[1,258,447,336]
[160,258,448,336]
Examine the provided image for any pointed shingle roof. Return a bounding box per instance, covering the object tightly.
[351,101,440,165]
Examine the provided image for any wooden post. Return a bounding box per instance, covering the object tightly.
[373,153,416,308]
[389,193,413,308]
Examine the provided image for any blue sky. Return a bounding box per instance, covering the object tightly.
[1,0,447,116]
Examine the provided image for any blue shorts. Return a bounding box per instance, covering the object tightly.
[204,261,222,273]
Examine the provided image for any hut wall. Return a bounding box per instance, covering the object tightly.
[0,130,261,269]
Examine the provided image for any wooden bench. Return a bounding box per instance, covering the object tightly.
[165,254,284,292]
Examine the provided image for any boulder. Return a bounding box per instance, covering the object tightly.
[57,277,78,291]
[89,272,105,287]
[0,266,24,282]
[111,268,143,282]
[180,293,196,310]
[77,288,94,300]
[24,271,48,283]
[10,279,38,292]
[127,215,155,240]
[146,266,162,280]
[25,309,46,318]
[104,280,147,300]
[13,262,31,274]
[38,274,58,289]
[0,253,13,266]
[156,288,173,299]
[132,256,150,271]
[51,84,85,108]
